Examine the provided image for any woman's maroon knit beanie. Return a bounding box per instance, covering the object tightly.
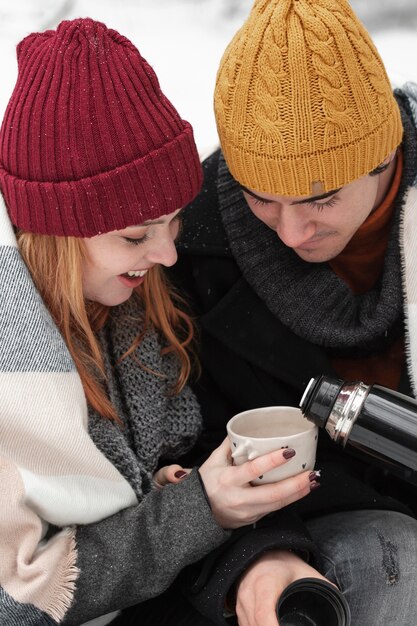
[0,18,203,237]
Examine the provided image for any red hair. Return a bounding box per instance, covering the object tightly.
[17,232,197,421]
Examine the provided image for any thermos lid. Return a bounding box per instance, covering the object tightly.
[299,375,345,429]
[277,577,351,626]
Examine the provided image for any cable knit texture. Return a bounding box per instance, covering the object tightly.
[214,0,403,196]
[218,96,417,354]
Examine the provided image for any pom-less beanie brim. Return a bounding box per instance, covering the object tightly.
[0,123,201,237]
[214,0,403,196]
[222,106,403,197]
[0,19,202,237]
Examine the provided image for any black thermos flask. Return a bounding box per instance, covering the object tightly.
[299,375,417,485]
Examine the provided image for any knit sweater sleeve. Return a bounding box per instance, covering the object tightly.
[63,469,229,624]
[61,298,230,624]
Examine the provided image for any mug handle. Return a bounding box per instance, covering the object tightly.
[231,441,251,461]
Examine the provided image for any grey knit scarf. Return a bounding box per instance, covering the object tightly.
[88,294,202,499]
[218,97,417,356]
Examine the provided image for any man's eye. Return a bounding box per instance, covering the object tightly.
[307,197,339,212]
[253,198,270,207]
[123,235,149,245]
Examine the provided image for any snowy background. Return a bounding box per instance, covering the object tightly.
[0,0,416,156]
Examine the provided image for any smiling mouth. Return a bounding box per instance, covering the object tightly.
[122,269,148,278]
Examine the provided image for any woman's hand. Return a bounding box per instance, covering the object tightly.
[153,465,190,489]
[198,438,319,529]
[236,550,332,626]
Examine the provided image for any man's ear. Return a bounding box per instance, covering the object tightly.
[369,148,398,176]
[381,149,398,167]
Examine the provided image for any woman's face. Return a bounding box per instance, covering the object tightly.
[82,208,181,306]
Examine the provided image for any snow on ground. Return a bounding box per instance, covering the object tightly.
[0,0,416,155]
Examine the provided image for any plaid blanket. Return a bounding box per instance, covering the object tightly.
[0,193,137,625]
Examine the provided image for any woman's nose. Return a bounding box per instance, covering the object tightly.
[145,233,178,267]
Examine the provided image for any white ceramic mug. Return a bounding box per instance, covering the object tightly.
[227,406,318,484]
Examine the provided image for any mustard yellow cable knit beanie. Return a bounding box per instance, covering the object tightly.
[214,0,403,196]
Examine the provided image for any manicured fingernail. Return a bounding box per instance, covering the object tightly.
[175,470,187,479]
[310,481,321,491]
[309,471,319,481]
[282,448,296,459]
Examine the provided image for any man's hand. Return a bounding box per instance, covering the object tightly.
[235,550,332,626]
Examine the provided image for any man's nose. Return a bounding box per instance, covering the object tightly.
[274,207,316,248]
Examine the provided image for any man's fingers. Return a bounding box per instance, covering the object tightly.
[236,583,280,626]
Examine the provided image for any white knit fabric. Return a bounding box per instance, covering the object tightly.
[0,193,137,623]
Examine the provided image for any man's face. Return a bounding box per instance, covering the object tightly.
[241,172,383,263]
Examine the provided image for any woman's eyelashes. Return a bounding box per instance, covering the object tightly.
[123,234,149,246]
[122,214,182,246]
[173,215,183,240]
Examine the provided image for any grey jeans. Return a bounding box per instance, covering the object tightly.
[306,509,417,626]
[114,509,417,625]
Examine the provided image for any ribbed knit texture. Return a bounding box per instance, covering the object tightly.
[218,96,417,355]
[0,18,203,236]
[214,0,403,196]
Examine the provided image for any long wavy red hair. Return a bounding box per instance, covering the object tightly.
[17,231,197,422]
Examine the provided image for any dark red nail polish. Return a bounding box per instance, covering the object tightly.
[310,481,321,491]
[175,470,187,479]
[309,471,318,481]
[283,448,296,459]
